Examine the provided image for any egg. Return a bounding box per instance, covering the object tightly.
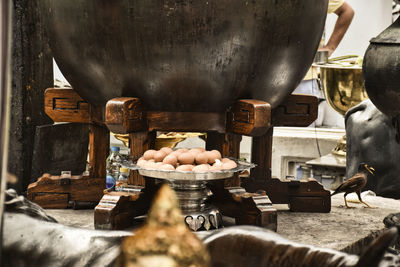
[145,161,158,169]
[192,164,210,172]
[176,164,194,172]
[143,149,157,160]
[209,164,222,171]
[178,152,195,165]
[160,147,173,155]
[221,160,237,170]
[189,148,203,156]
[210,150,222,160]
[203,151,217,164]
[221,158,231,163]
[160,164,175,171]
[153,150,167,162]
[162,154,178,166]
[154,162,164,169]
[169,150,182,158]
[195,152,208,165]
[176,148,189,153]
[136,159,147,167]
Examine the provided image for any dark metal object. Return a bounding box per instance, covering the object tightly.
[3,213,129,267]
[4,189,399,266]
[202,226,398,267]
[363,16,400,120]
[345,100,400,199]
[40,0,328,112]
[5,189,57,223]
[4,213,400,267]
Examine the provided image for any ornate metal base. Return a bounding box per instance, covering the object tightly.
[168,180,223,231]
[184,206,223,231]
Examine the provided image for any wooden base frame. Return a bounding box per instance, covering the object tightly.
[28,88,330,232]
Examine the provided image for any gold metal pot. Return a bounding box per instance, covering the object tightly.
[314,57,369,159]
[317,63,368,116]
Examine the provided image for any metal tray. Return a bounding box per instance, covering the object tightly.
[121,158,255,181]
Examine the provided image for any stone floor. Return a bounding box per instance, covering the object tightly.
[45,191,400,251]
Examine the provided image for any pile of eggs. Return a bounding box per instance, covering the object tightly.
[136,147,238,172]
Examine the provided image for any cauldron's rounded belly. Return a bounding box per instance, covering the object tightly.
[44,0,328,111]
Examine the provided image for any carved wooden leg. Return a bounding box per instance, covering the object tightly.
[94,188,151,230]
[243,125,331,213]
[129,131,156,186]
[209,184,277,231]
[89,124,109,179]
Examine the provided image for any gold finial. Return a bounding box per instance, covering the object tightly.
[118,184,210,267]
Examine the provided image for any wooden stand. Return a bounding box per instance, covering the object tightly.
[96,97,278,230]
[27,89,108,208]
[28,88,330,231]
[243,94,331,212]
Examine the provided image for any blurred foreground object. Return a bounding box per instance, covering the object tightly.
[118,184,210,267]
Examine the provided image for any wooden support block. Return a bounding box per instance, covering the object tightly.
[289,196,330,213]
[148,111,226,133]
[250,127,273,183]
[94,189,150,230]
[227,99,271,136]
[89,124,109,179]
[27,174,105,209]
[210,185,277,231]
[272,94,318,127]
[105,97,147,134]
[245,178,331,213]
[44,88,90,123]
[30,193,69,209]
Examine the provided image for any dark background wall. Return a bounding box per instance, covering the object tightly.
[9,0,53,193]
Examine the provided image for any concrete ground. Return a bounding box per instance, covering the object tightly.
[45,192,400,251]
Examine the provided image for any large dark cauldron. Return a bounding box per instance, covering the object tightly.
[41,0,328,112]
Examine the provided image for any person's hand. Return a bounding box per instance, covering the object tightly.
[318,45,335,57]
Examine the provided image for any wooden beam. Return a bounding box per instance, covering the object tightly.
[227,99,271,136]
[44,88,90,123]
[272,94,318,127]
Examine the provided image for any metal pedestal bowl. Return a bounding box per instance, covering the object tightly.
[125,159,255,231]
[314,60,368,117]
[313,60,369,157]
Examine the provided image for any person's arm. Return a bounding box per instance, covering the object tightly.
[321,1,354,56]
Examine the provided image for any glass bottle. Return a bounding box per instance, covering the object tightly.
[115,167,129,191]
[105,146,122,189]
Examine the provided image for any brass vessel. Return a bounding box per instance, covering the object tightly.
[315,57,369,158]
[316,62,368,116]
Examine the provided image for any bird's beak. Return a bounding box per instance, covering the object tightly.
[365,164,375,175]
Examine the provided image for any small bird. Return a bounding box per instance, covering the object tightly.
[331,163,375,208]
